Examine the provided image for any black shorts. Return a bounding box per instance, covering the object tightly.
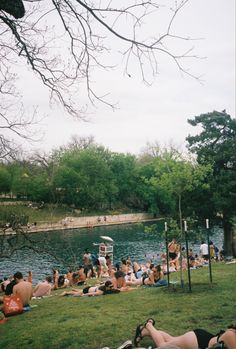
[82,286,90,294]
[169,252,177,260]
[193,329,215,349]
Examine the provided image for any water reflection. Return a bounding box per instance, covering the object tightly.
[0,222,223,284]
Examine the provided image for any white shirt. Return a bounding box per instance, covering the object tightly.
[200,243,209,255]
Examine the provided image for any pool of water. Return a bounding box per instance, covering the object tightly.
[0,221,223,284]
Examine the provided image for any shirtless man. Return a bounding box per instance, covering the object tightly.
[33,276,52,297]
[13,271,33,306]
[83,249,95,278]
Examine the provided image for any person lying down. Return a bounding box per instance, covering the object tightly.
[60,280,135,297]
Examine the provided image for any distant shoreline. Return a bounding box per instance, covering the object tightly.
[2,213,162,235]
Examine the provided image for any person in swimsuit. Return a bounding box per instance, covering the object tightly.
[168,239,178,260]
[126,265,165,286]
[60,280,114,297]
[133,319,236,349]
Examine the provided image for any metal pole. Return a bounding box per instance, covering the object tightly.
[206,219,213,283]
[184,220,192,292]
[164,222,170,287]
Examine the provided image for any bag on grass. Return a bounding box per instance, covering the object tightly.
[3,294,24,317]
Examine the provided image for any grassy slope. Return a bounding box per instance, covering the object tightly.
[0,263,235,349]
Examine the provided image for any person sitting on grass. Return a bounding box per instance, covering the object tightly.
[13,271,33,306]
[126,265,166,287]
[33,276,53,297]
[111,271,136,292]
[133,318,236,349]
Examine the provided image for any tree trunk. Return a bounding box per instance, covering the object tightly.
[232,228,236,258]
[178,194,184,287]
[223,218,233,257]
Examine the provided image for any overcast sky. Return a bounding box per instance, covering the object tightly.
[20,0,235,155]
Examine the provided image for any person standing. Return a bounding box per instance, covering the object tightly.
[199,241,209,261]
[83,248,95,278]
[168,239,178,260]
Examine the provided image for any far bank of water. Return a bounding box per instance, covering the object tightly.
[0,221,223,284]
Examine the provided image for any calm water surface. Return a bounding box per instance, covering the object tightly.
[0,222,223,284]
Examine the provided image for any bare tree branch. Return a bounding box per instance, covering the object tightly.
[0,0,201,158]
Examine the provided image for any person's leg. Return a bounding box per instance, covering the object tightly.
[134,320,171,346]
[144,322,198,349]
[145,322,174,344]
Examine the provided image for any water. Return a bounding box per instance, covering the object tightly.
[0,221,223,284]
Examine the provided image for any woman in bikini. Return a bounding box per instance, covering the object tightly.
[60,280,114,297]
[134,319,236,349]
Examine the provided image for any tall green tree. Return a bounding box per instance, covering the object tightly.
[186,110,236,256]
[53,148,117,210]
[109,153,140,209]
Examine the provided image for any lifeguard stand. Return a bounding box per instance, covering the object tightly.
[99,236,114,264]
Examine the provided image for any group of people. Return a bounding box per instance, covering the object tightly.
[0,244,234,349]
[0,238,222,304]
[163,238,221,274]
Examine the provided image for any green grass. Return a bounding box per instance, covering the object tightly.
[0,263,235,349]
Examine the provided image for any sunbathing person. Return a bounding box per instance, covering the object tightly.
[60,280,116,297]
[112,270,128,290]
[126,265,165,286]
[133,261,144,279]
[133,318,236,349]
[33,276,53,297]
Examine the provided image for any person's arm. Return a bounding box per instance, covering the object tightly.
[33,284,39,293]
[112,278,118,289]
[147,271,155,285]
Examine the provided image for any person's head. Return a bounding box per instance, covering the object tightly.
[156,264,161,272]
[46,276,52,283]
[201,240,205,244]
[104,280,113,289]
[13,271,23,282]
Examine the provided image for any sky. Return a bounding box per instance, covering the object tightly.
[19,0,235,156]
